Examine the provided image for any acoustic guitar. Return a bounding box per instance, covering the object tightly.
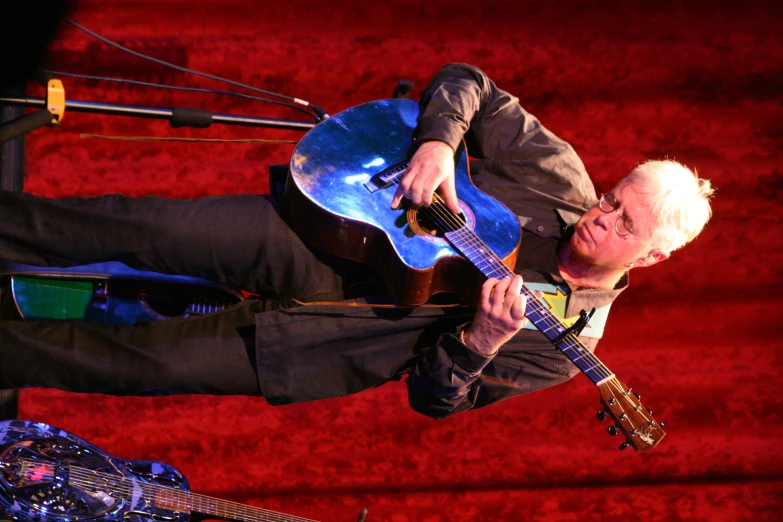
[284,99,666,451]
[0,262,243,326]
[0,420,362,522]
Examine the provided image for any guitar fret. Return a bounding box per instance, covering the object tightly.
[560,343,587,360]
[451,236,511,279]
[151,481,309,522]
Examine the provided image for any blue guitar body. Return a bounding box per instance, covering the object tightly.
[0,420,189,522]
[0,421,320,522]
[285,99,522,305]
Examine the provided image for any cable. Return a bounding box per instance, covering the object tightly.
[64,18,330,121]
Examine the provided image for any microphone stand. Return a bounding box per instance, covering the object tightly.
[0,85,318,145]
[0,80,321,425]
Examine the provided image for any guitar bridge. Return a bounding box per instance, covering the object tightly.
[363,160,409,193]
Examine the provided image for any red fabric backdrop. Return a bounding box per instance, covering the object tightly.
[13,0,782,520]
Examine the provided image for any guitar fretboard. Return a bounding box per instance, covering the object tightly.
[16,459,319,522]
[445,226,615,385]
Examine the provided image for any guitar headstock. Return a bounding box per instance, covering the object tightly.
[596,378,666,452]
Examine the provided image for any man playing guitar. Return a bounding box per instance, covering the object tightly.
[0,64,713,424]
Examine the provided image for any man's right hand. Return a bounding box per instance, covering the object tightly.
[391,141,461,214]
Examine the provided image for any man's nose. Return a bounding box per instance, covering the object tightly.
[594,208,614,230]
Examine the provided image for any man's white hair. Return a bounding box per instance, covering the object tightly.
[615,159,714,254]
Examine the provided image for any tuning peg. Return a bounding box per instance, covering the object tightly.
[659,422,665,429]
[647,408,653,416]
[619,442,631,451]
[633,392,641,400]
[597,410,607,421]
[607,425,617,436]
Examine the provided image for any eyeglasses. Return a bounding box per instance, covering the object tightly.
[598,193,636,237]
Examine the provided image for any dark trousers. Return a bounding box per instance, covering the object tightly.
[0,190,354,395]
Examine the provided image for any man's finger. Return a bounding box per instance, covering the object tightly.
[391,173,412,209]
[493,276,512,295]
[503,276,524,311]
[417,180,435,207]
[481,278,498,307]
[509,275,524,293]
[489,278,513,311]
[510,294,527,321]
[441,176,461,214]
[391,191,403,209]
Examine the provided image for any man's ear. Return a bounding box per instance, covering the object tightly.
[636,250,669,268]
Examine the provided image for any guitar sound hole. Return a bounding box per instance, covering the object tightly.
[408,205,467,239]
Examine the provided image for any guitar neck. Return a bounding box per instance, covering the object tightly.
[152,487,320,522]
[64,464,319,522]
[445,227,615,386]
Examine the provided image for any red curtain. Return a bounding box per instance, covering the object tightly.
[16,1,782,520]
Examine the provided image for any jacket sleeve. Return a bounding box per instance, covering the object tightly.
[413,63,595,215]
[414,63,578,160]
[406,328,496,418]
[407,326,598,419]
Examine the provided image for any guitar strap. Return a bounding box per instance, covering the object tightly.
[295,282,610,339]
[523,282,611,339]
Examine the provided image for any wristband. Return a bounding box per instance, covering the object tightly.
[458,322,498,357]
[458,323,472,345]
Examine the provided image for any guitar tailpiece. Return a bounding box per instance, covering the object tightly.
[553,307,596,344]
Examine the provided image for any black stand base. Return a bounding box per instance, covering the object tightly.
[0,390,19,421]
[0,86,25,420]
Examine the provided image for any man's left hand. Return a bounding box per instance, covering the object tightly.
[463,276,529,355]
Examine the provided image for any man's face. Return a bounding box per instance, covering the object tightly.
[570,181,660,269]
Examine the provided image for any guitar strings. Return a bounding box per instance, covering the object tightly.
[400,181,612,361]
[428,203,618,382]
[392,181,660,436]
[425,198,626,388]
[15,459,318,522]
[15,462,287,522]
[441,207,626,386]
[66,467,319,522]
[421,215,659,440]
[431,205,659,437]
[391,178,617,383]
